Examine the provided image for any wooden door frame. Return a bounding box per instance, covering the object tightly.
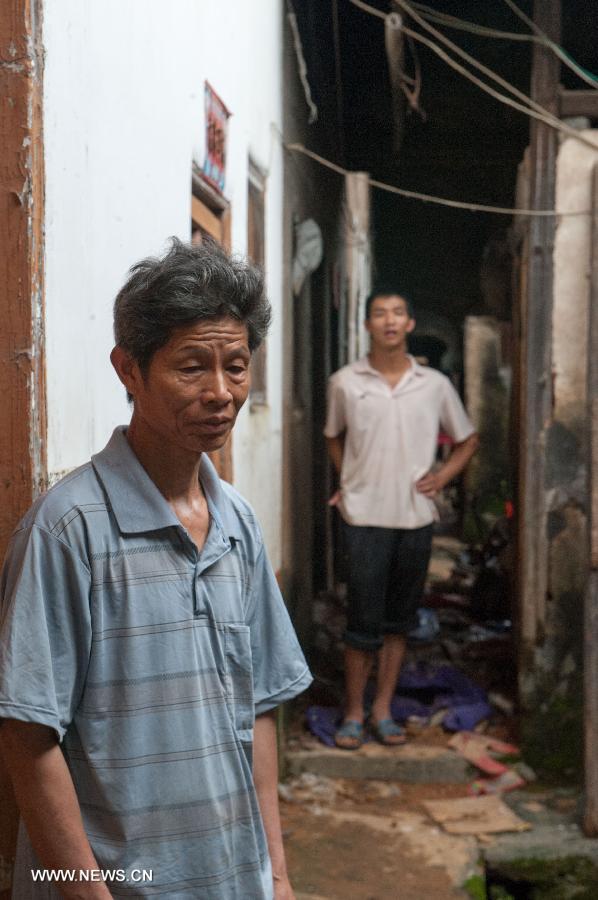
[191,167,233,482]
[0,0,47,893]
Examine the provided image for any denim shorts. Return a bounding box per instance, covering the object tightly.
[342,521,433,651]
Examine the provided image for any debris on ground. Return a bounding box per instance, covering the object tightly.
[282,778,479,898]
[306,662,492,747]
[446,730,528,795]
[422,795,531,836]
[470,769,526,795]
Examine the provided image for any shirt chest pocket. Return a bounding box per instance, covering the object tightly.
[223,624,254,741]
[347,391,384,433]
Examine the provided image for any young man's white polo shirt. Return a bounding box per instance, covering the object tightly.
[324,356,475,529]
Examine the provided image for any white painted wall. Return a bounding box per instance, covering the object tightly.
[43,0,285,566]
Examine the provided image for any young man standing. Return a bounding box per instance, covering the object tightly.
[324,290,478,749]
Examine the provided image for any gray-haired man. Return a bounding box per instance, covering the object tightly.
[0,239,311,899]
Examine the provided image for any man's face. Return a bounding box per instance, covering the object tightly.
[365,295,415,350]
[118,317,251,454]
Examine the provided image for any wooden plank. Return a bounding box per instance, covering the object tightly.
[583,164,598,836]
[191,164,228,212]
[585,571,598,834]
[559,89,598,120]
[248,177,267,406]
[590,166,598,569]
[518,0,560,673]
[191,194,222,240]
[0,0,46,893]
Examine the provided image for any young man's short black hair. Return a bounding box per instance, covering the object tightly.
[365,287,415,320]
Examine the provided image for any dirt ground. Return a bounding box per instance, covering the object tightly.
[282,777,473,900]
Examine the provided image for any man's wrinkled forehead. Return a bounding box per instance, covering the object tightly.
[165,316,250,351]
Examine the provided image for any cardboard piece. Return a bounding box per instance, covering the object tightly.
[423,795,531,835]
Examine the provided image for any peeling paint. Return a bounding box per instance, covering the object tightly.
[0,60,25,72]
[1,0,48,873]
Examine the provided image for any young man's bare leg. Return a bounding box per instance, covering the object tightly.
[343,646,373,722]
[335,646,373,749]
[370,634,406,744]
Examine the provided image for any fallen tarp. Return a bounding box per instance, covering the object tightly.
[423,795,531,836]
[306,662,492,747]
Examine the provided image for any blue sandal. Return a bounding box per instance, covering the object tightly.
[334,720,365,750]
[370,718,406,746]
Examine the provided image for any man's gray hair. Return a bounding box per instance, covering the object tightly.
[114,237,271,369]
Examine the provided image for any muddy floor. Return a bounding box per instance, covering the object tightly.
[282,777,473,899]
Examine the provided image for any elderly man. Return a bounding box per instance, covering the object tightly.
[0,239,311,899]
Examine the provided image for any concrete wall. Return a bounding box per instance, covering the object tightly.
[282,10,344,635]
[463,316,511,540]
[43,0,285,566]
[521,130,598,776]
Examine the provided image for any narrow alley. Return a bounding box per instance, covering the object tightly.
[1,1,598,899]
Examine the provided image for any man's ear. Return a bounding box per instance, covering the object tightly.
[110,345,141,397]
[407,318,416,335]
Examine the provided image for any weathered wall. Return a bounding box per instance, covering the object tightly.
[282,9,344,636]
[43,0,285,566]
[0,1,46,890]
[463,316,511,540]
[521,130,598,777]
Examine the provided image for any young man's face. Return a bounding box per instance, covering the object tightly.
[365,294,415,350]
[117,317,251,454]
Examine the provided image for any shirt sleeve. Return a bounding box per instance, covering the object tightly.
[0,525,92,741]
[439,378,476,444]
[323,375,347,438]
[245,544,312,716]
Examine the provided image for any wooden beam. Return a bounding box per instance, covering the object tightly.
[559,89,598,120]
[191,195,222,240]
[584,163,598,837]
[0,0,46,894]
[191,164,228,212]
[518,0,560,689]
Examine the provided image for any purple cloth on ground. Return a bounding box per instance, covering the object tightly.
[306,662,491,747]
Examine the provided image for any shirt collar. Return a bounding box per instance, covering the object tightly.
[352,354,425,377]
[92,426,241,539]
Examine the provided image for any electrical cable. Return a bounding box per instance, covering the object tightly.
[411,1,598,89]
[347,0,598,152]
[401,22,598,152]
[411,2,538,41]
[394,0,598,150]
[286,0,318,124]
[284,141,590,217]
[348,0,386,20]
[502,0,598,89]
[332,0,346,165]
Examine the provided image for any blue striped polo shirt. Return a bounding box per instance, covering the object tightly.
[0,427,312,898]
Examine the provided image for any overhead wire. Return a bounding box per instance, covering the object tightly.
[402,32,425,118]
[347,0,598,152]
[501,0,598,89]
[410,3,540,41]
[284,141,590,217]
[286,0,318,124]
[410,1,598,89]
[394,0,598,150]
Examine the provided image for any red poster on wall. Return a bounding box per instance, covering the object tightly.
[203,82,231,194]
